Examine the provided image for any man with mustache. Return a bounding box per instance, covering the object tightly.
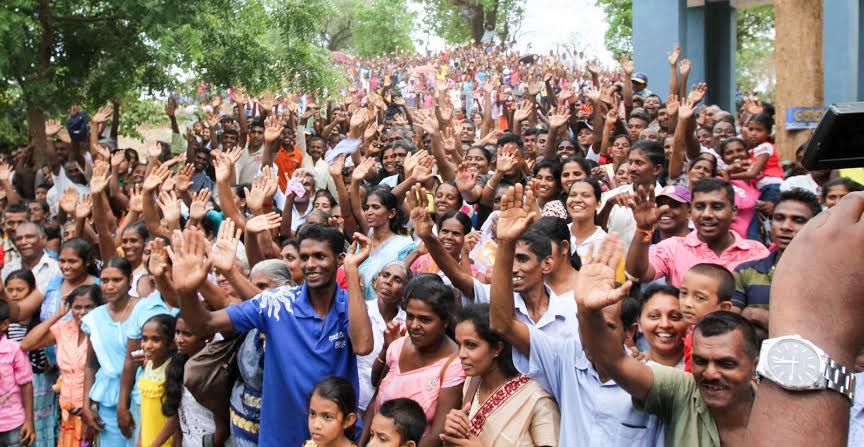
[578,234,758,447]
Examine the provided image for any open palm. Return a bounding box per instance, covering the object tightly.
[574,234,632,311]
[496,184,537,241]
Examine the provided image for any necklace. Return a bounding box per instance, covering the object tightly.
[109,296,134,322]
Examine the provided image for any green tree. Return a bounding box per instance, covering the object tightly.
[595,0,633,61]
[318,0,359,51]
[352,0,416,58]
[420,0,526,45]
[736,5,775,99]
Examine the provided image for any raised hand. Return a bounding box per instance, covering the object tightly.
[629,184,668,230]
[585,88,602,103]
[586,61,600,76]
[677,97,698,120]
[165,96,177,117]
[455,162,478,193]
[666,94,680,117]
[92,105,114,124]
[351,157,377,183]
[497,184,538,242]
[232,88,248,106]
[142,163,171,193]
[512,99,533,122]
[157,190,181,225]
[619,54,634,75]
[167,228,213,295]
[328,154,347,179]
[256,92,275,113]
[110,150,126,170]
[667,43,681,66]
[344,233,374,267]
[223,146,243,164]
[495,146,519,173]
[189,188,212,221]
[382,321,406,350]
[245,212,282,234]
[679,58,692,77]
[0,163,12,182]
[128,184,144,213]
[688,82,708,105]
[211,152,232,184]
[44,119,62,136]
[574,233,632,311]
[363,122,378,142]
[59,188,79,215]
[349,108,370,137]
[548,106,571,129]
[263,115,282,144]
[421,111,440,136]
[407,184,434,240]
[210,218,241,272]
[75,194,93,220]
[147,239,169,278]
[89,160,111,194]
[606,108,619,126]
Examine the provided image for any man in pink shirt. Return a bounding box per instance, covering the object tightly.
[0,300,35,446]
[625,178,769,287]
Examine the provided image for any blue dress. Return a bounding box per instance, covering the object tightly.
[358,235,416,301]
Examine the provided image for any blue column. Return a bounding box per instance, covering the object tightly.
[823,0,861,104]
[685,6,707,89]
[704,1,736,112]
[632,0,687,98]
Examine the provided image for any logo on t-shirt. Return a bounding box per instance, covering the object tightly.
[329,331,347,349]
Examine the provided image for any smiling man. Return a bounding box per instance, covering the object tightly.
[626,178,769,287]
[1,222,60,293]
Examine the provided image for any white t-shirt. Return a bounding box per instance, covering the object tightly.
[356,301,406,410]
[780,174,821,196]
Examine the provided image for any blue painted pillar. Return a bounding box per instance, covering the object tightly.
[685,6,707,89]
[704,1,736,112]
[632,0,687,98]
[823,0,861,104]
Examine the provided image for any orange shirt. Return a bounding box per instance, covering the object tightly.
[274,144,303,191]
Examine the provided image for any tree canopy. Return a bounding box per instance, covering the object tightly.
[420,0,526,45]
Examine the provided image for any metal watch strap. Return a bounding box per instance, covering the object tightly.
[824,357,856,401]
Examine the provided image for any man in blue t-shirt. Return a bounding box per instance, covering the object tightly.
[171,224,374,447]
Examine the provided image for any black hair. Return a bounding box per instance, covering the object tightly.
[517,229,552,261]
[497,132,524,151]
[630,139,666,167]
[163,350,188,418]
[629,110,651,125]
[436,211,472,236]
[523,127,541,137]
[621,296,640,328]
[435,181,464,210]
[402,274,457,335]
[457,304,519,378]
[143,314,176,346]
[314,190,337,208]
[568,176,602,202]
[296,223,347,256]
[65,284,103,308]
[377,398,426,444]
[692,178,735,207]
[103,256,133,279]
[222,127,239,137]
[639,284,681,315]
[689,155,718,177]
[27,200,49,214]
[193,146,210,156]
[533,159,562,182]
[35,183,51,191]
[776,188,821,217]
[250,117,266,130]
[561,156,592,179]
[0,300,8,323]
[688,263,735,302]
[122,220,150,241]
[309,376,358,440]
[716,137,748,158]
[5,269,35,292]
[3,203,29,218]
[467,146,492,163]
[748,112,774,132]
[527,216,579,270]
[60,238,98,276]
[365,188,406,234]
[695,311,758,358]
[391,139,418,154]
[822,177,864,202]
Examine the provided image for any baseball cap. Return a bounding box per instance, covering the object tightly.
[574,120,593,133]
[657,185,691,204]
[631,72,648,84]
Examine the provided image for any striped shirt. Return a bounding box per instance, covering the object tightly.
[732,251,778,309]
[6,323,50,372]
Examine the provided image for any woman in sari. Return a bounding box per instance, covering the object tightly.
[357,188,416,301]
[440,304,559,447]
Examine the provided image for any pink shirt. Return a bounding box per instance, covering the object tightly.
[649,230,770,287]
[374,337,465,435]
[0,335,34,431]
[730,179,759,237]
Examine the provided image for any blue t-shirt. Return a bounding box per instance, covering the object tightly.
[225,284,359,447]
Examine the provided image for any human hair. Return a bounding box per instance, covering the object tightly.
[688,263,735,302]
[103,256,133,279]
[122,220,150,241]
[639,284,680,315]
[533,159,562,180]
[822,177,864,202]
[3,203,28,218]
[377,398,426,444]
[374,260,413,285]
[496,132,524,151]
[402,274,457,333]
[436,211,472,235]
[250,259,294,287]
[0,300,8,323]
[222,127,239,138]
[621,296,640,328]
[692,178,735,207]
[250,117,266,130]
[689,155,718,177]
[296,223,346,257]
[749,112,774,132]
[314,190,337,208]
[467,146,492,163]
[163,350,189,418]
[60,237,97,274]
[5,269,35,292]
[527,216,579,269]
[143,314,176,345]
[568,177,602,201]
[457,304,519,378]
[65,284,103,308]
[716,137,748,157]
[523,127,541,138]
[28,200,49,215]
[561,156,592,178]
[695,311,759,358]
[517,229,552,261]
[309,376,357,440]
[435,181,464,207]
[391,139,417,154]
[365,188,405,234]
[776,188,821,217]
[629,110,651,125]
[630,139,665,167]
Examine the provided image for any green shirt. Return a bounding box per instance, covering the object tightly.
[634,364,720,447]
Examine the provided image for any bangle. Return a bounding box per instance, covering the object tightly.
[375,353,385,365]
[635,227,655,243]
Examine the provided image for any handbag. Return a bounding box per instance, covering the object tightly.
[184,333,243,412]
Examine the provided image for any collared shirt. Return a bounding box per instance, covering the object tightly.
[2,238,18,270]
[1,250,61,294]
[190,170,214,193]
[732,250,778,309]
[226,283,359,447]
[472,279,578,372]
[635,364,720,446]
[357,301,406,411]
[290,203,314,232]
[527,326,664,447]
[600,182,663,252]
[649,230,770,287]
[0,335,33,432]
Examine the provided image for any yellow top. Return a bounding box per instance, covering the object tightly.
[137,359,172,447]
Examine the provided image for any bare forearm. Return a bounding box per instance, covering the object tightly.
[625,236,654,283]
[345,266,373,355]
[220,266,261,301]
[422,234,473,298]
[217,180,246,231]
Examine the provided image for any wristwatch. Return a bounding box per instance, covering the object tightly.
[757,335,855,401]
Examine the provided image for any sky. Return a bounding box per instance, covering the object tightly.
[412,0,614,64]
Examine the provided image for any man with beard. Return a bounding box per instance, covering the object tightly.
[0,222,60,293]
[577,235,758,446]
[172,224,373,447]
[625,178,769,287]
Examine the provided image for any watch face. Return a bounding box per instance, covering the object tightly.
[766,339,822,388]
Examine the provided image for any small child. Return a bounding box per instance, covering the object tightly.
[0,300,35,447]
[303,376,359,447]
[678,263,735,372]
[367,398,426,447]
[137,314,176,447]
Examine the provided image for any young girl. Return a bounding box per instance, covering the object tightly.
[137,314,176,447]
[303,376,358,447]
[741,113,784,202]
[163,316,229,447]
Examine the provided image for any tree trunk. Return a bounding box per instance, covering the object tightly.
[26,104,49,170]
[469,5,485,44]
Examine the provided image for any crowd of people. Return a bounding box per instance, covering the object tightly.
[0,38,863,447]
